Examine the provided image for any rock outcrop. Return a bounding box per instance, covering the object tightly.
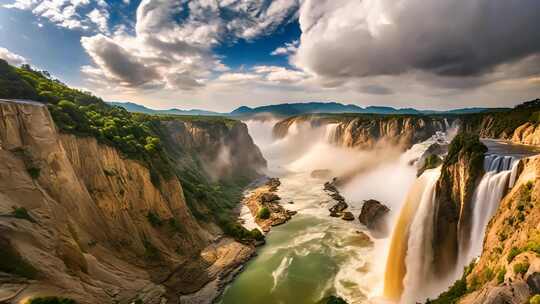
[432,134,487,274]
[460,98,540,146]
[273,114,450,150]
[0,100,265,304]
[358,199,390,231]
[162,119,266,181]
[243,178,296,232]
[456,156,540,304]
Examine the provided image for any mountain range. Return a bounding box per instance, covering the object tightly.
[108,101,507,117]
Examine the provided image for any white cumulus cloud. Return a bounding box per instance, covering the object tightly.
[0,47,27,66]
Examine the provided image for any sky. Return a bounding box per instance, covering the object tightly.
[0,0,539,112]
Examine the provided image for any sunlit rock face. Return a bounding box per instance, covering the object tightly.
[273,114,450,150]
[431,136,487,276]
[162,119,266,180]
[0,100,264,304]
[458,156,540,304]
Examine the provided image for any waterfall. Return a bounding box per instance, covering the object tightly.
[383,169,440,302]
[401,169,441,303]
[325,123,339,144]
[458,154,519,267]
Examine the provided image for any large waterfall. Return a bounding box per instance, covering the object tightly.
[457,154,520,271]
[384,152,522,303]
[383,169,440,302]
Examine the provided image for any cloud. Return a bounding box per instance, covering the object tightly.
[81,34,159,87]
[217,72,261,83]
[271,40,299,56]
[293,0,540,85]
[4,0,109,33]
[0,47,27,65]
[80,0,300,91]
[253,65,307,84]
[358,84,393,95]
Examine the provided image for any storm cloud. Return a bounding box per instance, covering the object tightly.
[293,0,540,81]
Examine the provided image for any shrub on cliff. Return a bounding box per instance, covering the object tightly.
[444,133,487,168]
[426,261,476,304]
[11,206,36,223]
[146,211,163,227]
[513,262,530,275]
[257,207,271,219]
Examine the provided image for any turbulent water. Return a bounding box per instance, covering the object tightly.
[219,119,447,304]
[219,120,538,304]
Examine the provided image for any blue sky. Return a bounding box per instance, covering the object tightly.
[0,0,539,111]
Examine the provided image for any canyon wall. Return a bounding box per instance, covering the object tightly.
[0,100,264,304]
[273,114,450,150]
[458,156,539,304]
[461,98,540,146]
[431,135,488,274]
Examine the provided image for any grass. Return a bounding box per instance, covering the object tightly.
[497,268,506,284]
[513,261,530,275]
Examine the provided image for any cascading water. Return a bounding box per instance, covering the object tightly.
[226,119,444,304]
[457,154,520,269]
[383,169,441,303]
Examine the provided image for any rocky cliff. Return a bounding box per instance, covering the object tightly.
[460,98,540,146]
[431,134,487,274]
[0,100,265,304]
[457,156,539,304]
[273,114,450,149]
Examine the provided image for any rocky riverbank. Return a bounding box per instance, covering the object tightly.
[243,178,297,232]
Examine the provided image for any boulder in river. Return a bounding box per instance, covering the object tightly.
[329,201,348,214]
[342,212,355,221]
[322,296,348,304]
[358,199,390,230]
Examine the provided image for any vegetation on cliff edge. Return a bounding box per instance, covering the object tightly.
[426,261,476,304]
[0,59,261,243]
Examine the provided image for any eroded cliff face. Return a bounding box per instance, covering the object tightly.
[458,156,540,304]
[432,135,487,274]
[162,119,266,180]
[273,115,449,149]
[0,100,262,304]
[460,98,540,146]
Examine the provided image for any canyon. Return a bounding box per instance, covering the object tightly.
[0,65,539,304]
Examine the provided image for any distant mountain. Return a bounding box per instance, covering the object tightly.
[108,102,222,116]
[109,101,507,118]
[228,102,502,117]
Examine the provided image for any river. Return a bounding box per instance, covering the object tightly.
[218,120,539,304]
